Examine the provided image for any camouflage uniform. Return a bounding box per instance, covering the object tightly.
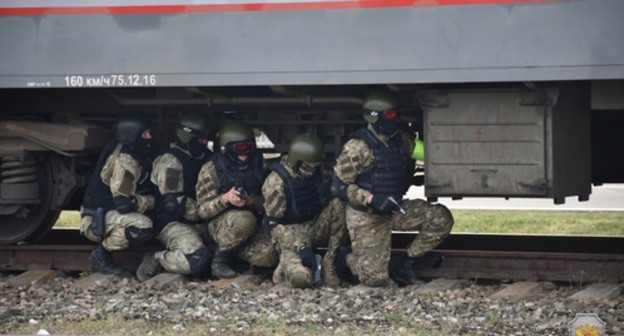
[149,144,210,275]
[262,156,347,288]
[196,157,278,268]
[80,141,154,251]
[334,125,454,287]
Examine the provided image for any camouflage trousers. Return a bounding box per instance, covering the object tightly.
[345,199,454,287]
[208,209,278,268]
[272,198,348,288]
[80,207,153,252]
[155,222,207,275]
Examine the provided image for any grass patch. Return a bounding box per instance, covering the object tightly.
[55,209,624,236]
[451,210,624,236]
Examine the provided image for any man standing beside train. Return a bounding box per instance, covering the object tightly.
[136,111,215,282]
[332,91,454,287]
[262,133,348,288]
[80,111,155,274]
[196,121,278,279]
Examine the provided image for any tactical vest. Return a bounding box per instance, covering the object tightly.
[154,147,211,229]
[164,147,211,200]
[353,128,408,202]
[82,139,152,211]
[213,152,264,199]
[269,162,323,224]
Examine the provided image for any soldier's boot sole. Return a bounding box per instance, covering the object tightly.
[136,252,163,282]
[211,262,237,279]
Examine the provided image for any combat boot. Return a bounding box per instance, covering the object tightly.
[211,248,237,279]
[136,252,163,282]
[89,244,122,275]
[321,253,341,287]
[334,245,354,282]
[390,254,422,286]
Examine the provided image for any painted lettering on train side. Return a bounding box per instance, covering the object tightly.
[63,74,157,87]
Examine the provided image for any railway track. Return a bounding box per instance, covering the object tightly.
[1,229,623,283]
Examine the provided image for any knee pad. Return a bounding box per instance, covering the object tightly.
[185,247,213,276]
[236,211,257,237]
[125,226,154,247]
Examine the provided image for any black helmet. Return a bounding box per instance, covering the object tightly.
[115,111,151,145]
[176,111,211,144]
[287,133,324,167]
[219,121,255,152]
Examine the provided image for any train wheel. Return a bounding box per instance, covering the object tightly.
[0,156,60,245]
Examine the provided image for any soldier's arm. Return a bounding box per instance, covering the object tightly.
[262,172,287,220]
[196,162,228,220]
[398,130,416,159]
[110,153,154,213]
[333,138,374,207]
[152,153,201,220]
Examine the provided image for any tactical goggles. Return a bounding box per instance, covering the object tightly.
[226,141,256,155]
[370,109,398,121]
[179,124,210,138]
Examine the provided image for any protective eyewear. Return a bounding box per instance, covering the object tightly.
[370,109,398,121]
[227,141,256,155]
[179,124,209,138]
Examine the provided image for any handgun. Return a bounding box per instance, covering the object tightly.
[386,196,406,215]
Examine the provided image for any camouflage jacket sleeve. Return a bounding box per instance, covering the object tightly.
[107,152,154,213]
[151,152,200,221]
[195,161,228,220]
[333,138,374,207]
[262,171,287,220]
[399,130,416,159]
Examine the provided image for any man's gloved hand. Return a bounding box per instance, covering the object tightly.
[370,194,393,214]
[163,193,186,221]
[299,246,317,269]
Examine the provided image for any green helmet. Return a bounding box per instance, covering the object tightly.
[362,90,399,123]
[175,111,211,144]
[287,133,324,167]
[219,121,255,152]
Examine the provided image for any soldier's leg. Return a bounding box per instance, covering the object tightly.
[310,198,348,287]
[209,210,258,278]
[389,199,454,285]
[102,211,154,251]
[271,224,313,288]
[208,210,257,251]
[88,210,152,274]
[345,207,392,287]
[155,222,210,276]
[392,199,454,257]
[236,228,279,268]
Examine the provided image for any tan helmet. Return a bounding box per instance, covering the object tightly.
[287,133,324,167]
[175,111,211,144]
[362,90,399,123]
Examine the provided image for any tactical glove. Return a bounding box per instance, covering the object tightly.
[369,194,393,214]
[299,246,317,269]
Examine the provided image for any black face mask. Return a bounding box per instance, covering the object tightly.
[225,150,249,168]
[132,138,152,156]
[188,138,206,158]
[373,118,399,136]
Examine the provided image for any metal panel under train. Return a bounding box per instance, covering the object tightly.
[421,85,591,204]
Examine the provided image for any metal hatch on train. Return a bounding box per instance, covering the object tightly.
[419,84,592,204]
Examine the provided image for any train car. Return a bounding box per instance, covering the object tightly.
[1,0,623,244]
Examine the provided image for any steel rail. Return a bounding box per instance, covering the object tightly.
[1,230,622,283]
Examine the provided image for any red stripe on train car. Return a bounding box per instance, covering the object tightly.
[0,0,561,16]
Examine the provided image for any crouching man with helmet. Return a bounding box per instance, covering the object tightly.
[136,111,215,282]
[80,111,156,274]
[262,133,348,288]
[333,91,454,287]
[196,121,278,279]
